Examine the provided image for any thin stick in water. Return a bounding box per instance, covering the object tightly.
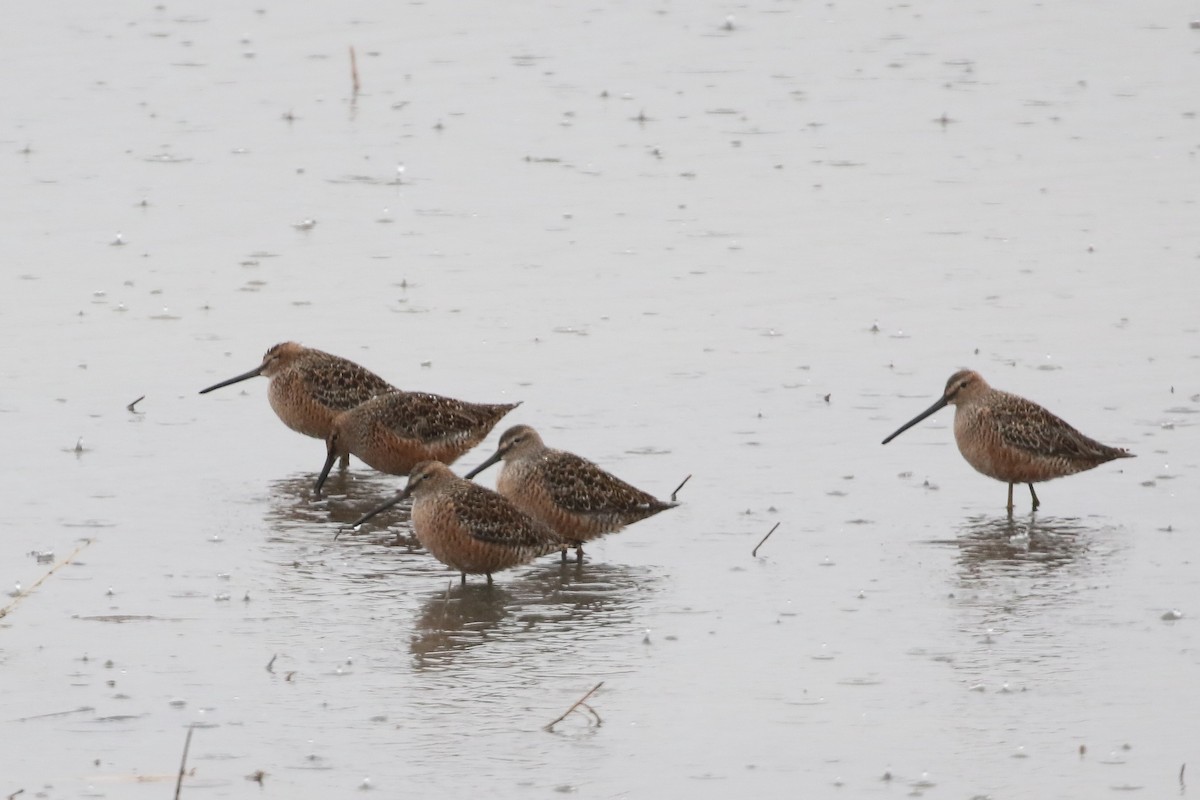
[349,46,360,95]
[0,539,94,620]
[14,706,93,722]
[752,522,780,558]
[544,681,604,732]
[174,725,195,800]
[126,395,145,413]
[670,474,691,502]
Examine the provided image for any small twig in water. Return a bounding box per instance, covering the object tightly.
[752,522,780,558]
[126,395,145,413]
[14,706,93,722]
[265,654,277,673]
[174,725,195,800]
[670,475,691,502]
[0,539,94,620]
[349,46,360,95]
[8,789,25,799]
[1180,762,1186,792]
[544,681,604,732]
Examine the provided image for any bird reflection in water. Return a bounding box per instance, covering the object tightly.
[410,560,653,669]
[945,514,1097,580]
[264,473,416,543]
[261,473,655,670]
[924,515,1128,693]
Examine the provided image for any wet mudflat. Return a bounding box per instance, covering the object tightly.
[3,0,1197,797]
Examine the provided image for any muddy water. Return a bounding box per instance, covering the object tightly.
[3,0,1197,797]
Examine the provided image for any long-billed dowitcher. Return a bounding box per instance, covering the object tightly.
[199,342,394,446]
[350,461,565,584]
[881,369,1135,513]
[463,424,677,560]
[313,392,519,496]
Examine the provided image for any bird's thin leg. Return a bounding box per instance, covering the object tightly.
[1006,483,1015,515]
[339,453,350,470]
[486,573,494,586]
[575,545,584,564]
[460,571,467,585]
[1028,483,1040,511]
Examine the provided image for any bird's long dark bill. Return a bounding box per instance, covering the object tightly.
[198,365,264,394]
[350,490,410,528]
[881,396,948,445]
[313,444,339,496]
[462,450,503,480]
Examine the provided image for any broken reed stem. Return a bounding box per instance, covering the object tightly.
[349,46,360,95]
[751,522,780,558]
[670,474,691,502]
[126,394,145,412]
[0,538,94,620]
[14,706,92,723]
[544,681,604,732]
[174,725,195,800]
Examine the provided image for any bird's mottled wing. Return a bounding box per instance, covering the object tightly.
[301,354,394,411]
[452,484,562,550]
[381,393,517,443]
[992,394,1121,461]
[541,451,668,515]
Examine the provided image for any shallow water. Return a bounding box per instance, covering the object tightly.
[3,0,1198,797]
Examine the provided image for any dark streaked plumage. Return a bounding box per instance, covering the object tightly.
[313,392,519,495]
[882,369,1134,512]
[464,424,677,559]
[351,461,565,584]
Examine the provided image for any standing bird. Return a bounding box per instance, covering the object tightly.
[349,461,565,585]
[313,392,519,496]
[463,424,677,561]
[881,369,1134,513]
[199,342,394,464]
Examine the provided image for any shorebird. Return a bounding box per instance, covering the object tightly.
[199,342,393,443]
[882,369,1134,513]
[349,461,565,584]
[463,424,677,560]
[313,392,518,495]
